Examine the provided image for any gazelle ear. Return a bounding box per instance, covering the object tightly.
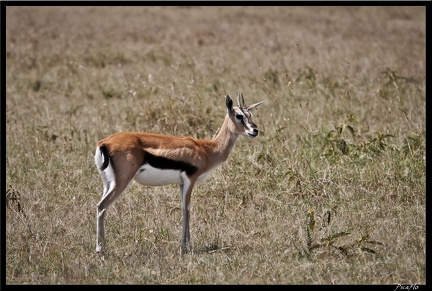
[226,95,233,111]
[247,101,263,111]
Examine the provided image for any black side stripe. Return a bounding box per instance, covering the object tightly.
[100,144,110,171]
[144,151,198,176]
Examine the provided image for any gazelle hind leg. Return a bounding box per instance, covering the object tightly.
[96,181,131,253]
[95,148,142,253]
[96,179,115,253]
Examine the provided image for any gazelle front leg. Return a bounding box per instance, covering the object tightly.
[179,172,196,254]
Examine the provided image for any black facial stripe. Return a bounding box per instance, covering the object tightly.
[236,108,257,128]
[143,151,198,176]
[242,112,252,124]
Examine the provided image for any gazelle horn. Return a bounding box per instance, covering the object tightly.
[247,101,264,111]
[237,92,246,109]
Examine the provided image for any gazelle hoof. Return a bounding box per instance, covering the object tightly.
[96,244,104,253]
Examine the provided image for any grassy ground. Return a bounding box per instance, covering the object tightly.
[5,6,426,284]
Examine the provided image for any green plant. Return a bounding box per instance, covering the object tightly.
[299,209,383,259]
[323,114,357,156]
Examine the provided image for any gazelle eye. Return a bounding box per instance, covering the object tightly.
[235,114,243,120]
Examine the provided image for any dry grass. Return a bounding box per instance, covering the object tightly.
[5,6,426,284]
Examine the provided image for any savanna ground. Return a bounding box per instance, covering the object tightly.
[4,5,426,285]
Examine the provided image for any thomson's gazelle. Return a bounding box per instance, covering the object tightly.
[95,93,263,253]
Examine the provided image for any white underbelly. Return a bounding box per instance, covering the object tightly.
[134,164,182,186]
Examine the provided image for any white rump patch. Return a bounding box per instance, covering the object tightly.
[95,147,116,197]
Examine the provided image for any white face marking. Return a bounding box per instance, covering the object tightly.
[235,109,258,137]
[134,164,182,186]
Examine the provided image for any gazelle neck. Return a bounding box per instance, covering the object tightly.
[210,114,239,162]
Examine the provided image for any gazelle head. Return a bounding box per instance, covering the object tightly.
[226,93,263,138]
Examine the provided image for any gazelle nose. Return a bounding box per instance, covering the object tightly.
[249,129,259,137]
